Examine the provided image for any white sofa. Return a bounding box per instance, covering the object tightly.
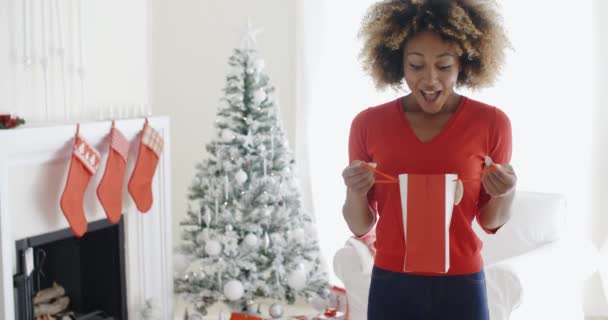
[333,191,600,320]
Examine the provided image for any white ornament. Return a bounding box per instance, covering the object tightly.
[253,89,266,103]
[258,144,266,152]
[268,303,284,319]
[292,228,306,242]
[235,169,248,185]
[286,268,307,291]
[221,129,234,141]
[225,224,233,232]
[223,280,244,301]
[205,240,222,256]
[244,234,259,248]
[298,260,312,273]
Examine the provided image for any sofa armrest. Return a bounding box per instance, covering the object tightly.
[333,238,374,280]
[485,239,599,319]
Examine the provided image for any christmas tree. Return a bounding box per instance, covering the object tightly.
[174,22,328,315]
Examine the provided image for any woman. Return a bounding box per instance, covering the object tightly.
[341,0,517,319]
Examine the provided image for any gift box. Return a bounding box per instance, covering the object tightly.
[229,312,264,320]
[398,174,461,273]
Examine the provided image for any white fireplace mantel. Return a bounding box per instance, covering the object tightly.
[0,117,173,319]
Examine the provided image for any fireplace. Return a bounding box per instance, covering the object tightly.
[14,219,128,319]
[0,118,173,319]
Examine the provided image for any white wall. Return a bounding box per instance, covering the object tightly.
[147,0,298,248]
[587,0,608,316]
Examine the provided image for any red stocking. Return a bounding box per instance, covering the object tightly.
[60,129,100,237]
[97,124,130,223]
[128,120,164,213]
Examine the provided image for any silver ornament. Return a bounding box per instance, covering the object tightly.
[204,240,222,256]
[235,169,248,185]
[203,210,212,226]
[263,232,270,249]
[268,303,284,319]
[246,300,256,314]
[286,268,307,291]
[223,280,244,301]
[244,234,259,248]
[226,224,233,232]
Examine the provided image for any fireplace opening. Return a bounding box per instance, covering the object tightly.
[14,219,128,320]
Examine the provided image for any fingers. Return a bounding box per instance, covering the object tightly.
[482,158,517,196]
[491,166,515,186]
[481,171,499,196]
[342,162,373,180]
[343,160,375,195]
[352,173,375,190]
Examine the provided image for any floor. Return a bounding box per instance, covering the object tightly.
[175,296,608,320]
[174,296,318,319]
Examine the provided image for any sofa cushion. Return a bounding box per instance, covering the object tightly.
[473,191,566,265]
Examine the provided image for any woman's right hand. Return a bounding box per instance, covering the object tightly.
[342,160,375,197]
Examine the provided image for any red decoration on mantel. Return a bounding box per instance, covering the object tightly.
[0,114,25,129]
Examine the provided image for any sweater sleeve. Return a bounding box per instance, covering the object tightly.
[348,109,378,236]
[477,107,513,234]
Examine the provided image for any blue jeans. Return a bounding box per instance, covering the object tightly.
[367,266,490,320]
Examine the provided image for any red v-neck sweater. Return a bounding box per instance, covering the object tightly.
[348,96,512,275]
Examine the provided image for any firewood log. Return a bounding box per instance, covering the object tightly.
[34,296,70,317]
[33,282,66,304]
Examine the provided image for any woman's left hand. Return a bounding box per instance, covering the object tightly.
[481,156,517,197]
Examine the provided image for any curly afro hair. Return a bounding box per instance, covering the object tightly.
[359,0,510,90]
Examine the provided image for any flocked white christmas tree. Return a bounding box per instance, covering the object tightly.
[174,21,328,315]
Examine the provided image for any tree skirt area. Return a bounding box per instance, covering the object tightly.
[174,295,318,319]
